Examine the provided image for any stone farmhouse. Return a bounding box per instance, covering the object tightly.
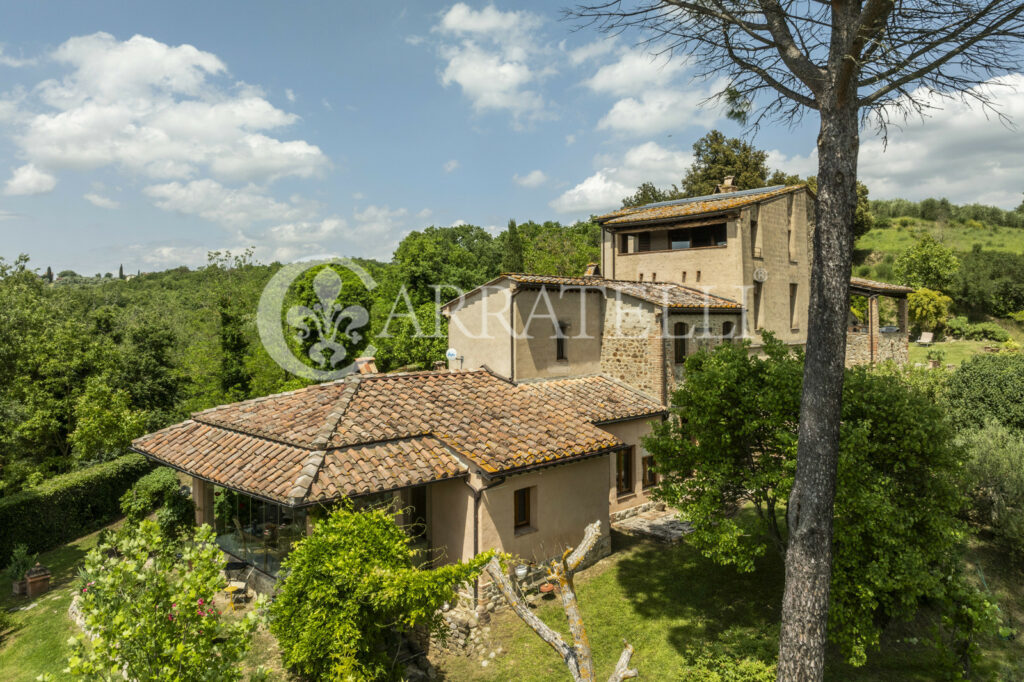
[131,181,912,599]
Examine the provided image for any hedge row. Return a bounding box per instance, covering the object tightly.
[0,453,152,564]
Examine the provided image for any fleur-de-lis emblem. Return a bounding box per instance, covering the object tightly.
[285,267,369,369]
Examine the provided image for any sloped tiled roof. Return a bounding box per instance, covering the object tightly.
[517,375,667,424]
[596,185,805,226]
[849,277,914,297]
[445,273,742,311]
[132,369,662,506]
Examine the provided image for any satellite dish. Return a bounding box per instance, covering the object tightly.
[445,348,458,360]
[753,267,769,283]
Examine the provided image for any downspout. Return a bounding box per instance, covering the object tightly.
[509,286,518,382]
[472,485,481,605]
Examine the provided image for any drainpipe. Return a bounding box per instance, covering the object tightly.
[472,485,481,605]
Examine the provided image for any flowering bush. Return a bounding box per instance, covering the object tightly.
[60,521,264,681]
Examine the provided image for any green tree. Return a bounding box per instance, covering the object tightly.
[893,234,960,291]
[501,218,525,272]
[645,337,995,667]
[60,522,265,681]
[959,420,1024,557]
[621,181,682,208]
[270,503,491,681]
[680,130,774,196]
[68,376,147,462]
[907,287,952,332]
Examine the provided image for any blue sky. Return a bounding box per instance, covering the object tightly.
[0,2,1022,275]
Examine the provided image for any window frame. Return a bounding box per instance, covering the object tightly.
[513,487,532,531]
[615,447,634,496]
[641,455,657,489]
[555,320,568,361]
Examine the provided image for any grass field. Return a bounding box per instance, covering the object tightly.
[435,530,1024,681]
[857,220,1024,257]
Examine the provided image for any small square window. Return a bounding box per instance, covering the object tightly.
[556,321,568,360]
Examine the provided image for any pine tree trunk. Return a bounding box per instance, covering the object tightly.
[776,96,859,681]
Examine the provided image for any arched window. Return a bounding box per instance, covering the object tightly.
[673,322,688,364]
[721,321,735,341]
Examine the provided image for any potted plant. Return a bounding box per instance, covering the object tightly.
[5,544,36,596]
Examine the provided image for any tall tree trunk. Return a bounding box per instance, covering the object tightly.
[776,95,859,680]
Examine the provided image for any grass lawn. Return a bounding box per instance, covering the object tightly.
[907,339,996,367]
[0,520,121,681]
[435,531,1024,681]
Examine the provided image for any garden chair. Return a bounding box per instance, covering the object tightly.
[916,331,933,346]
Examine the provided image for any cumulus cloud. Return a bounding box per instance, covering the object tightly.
[443,159,460,173]
[285,88,295,102]
[434,4,550,123]
[597,83,726,136]
[83,192,119,208]
[0,46,36,68]
[551,141,693,213]
[9,33,327,190]
[858,75,1024,207]
[566,38,617,66]
[585,51,687,97]
[4,163,56,195]
[264,218,345,243]
[513,169,548,187]
[144,179,313,227]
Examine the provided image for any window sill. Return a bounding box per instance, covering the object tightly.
[618,244,728,256]
[616,491,637,501]
[514,525,537,537]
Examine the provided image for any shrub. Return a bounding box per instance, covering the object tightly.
[0,453,151,560]
[959,421,1024,556]
[270,503,491,681]
[945,316,1010,342]
[3,544,36,582]
[56,521,264,681]
[120,466,193,537]
[946,354,1024,431]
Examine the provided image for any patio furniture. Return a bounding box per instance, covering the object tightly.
[916,331,934,346]
[224,580,248,611]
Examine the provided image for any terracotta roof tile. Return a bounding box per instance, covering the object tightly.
[596,185,804,226]
[133,369,659,505]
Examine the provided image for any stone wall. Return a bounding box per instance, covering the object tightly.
[599,295,664,402]
[845,330,909,367]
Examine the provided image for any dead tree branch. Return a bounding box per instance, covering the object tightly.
[483,520,637,681]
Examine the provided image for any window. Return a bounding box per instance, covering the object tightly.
[788,226,795,261]
[637,232,651,252]
[790,283,799,329]
[642,455,657,489]
[514,488,531,530]
[754,282,763,330]
[638,273,644,282]
[668,223,727,250]
[555,321,568,360]
[751,220,760,257]
[722,321,735,341]
[619,234,629,254]
[696,270,702,283]
[673,322,688,364]
[651,272,657,282]
[616,447,634,495]
[681,271,687,283]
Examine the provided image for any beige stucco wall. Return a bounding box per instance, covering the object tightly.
[446,281,513,377]
[599,418,660,514]
[740,193,812,347]
[512,288,604,379]
[477,455,611,563]
[606,220,746,295]
[428,478,475,565]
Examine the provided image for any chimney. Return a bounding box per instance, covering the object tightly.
[355,357,378,374]
[715,176,737,194]
[583,262,601,278]
[432,360,446,371]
